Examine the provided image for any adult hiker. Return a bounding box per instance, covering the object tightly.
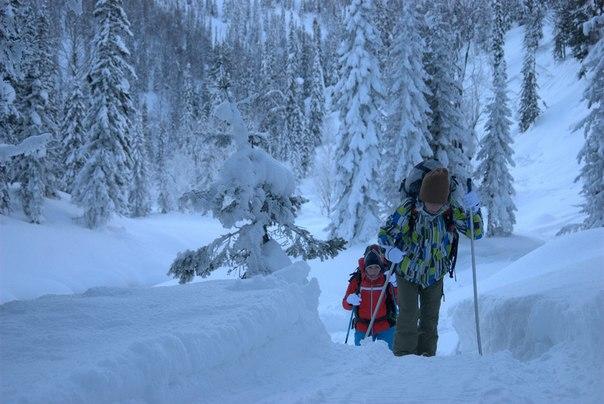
[378,162,483,357]
[342,246,398,350]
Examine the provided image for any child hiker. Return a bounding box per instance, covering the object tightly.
[342,245,398,350]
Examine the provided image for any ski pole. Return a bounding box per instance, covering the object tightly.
[364,261,396,339]
[467,178,483,356]
[344,309,354,344]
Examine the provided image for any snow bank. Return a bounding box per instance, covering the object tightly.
[451,229,604,400]
[0,261,330,403]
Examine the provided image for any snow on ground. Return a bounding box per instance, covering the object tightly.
[2,231,602,403]
[1,21,603,404]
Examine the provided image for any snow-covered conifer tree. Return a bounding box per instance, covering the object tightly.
[382,0,432,207]
[33,4,60,199]
[329,0,384,242]
[312,18,325,87]
[0,0,22,213]
[518,0,543,132]
[14,4,54,223]
[60,33,87,194]
[156,123,173,214]
[424,3,471,181]
[72,0,136,228]
[129,109,152,217]
[576,13,603,229]
[308,29,325,149]
[168,99,345,282]
[284,51,310,178]
[476,0,517,237]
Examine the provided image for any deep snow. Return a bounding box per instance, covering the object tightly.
[1,21,603,404]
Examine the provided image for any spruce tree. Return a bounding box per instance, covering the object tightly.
[383,0,432,207]
[308,30,325,149]
[576,13,603,229]
[14,4,54,223]
[329,0,384,242]
[312,18,325,87]
[72,0,136,228]
[518,0,543,133]
[60,33,87,194]
[129,109,152,217]
[33,4,60,199]
[424,3,471,180]
[0,0,22,213]
[156,123,173,214]
[284,51,310,178]
[476,0,516,237]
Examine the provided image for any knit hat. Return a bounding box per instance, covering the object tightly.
[419,168,450,204]
[364,250,381,268]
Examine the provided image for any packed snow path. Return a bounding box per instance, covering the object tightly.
[2,229,603,403]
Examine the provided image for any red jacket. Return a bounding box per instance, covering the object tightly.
[342,259,397,334]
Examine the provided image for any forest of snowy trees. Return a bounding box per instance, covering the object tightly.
[0,0,602,245]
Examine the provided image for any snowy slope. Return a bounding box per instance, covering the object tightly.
[0,192,225,303]
[504,24,587,238]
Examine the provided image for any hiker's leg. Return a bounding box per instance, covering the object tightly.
[417,278,443,356]
[375,327,395,351]
[354,330,363,346]
[393,275,420,356]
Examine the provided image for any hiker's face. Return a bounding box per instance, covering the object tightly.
[424,202,445,215]
[366,264,381,280]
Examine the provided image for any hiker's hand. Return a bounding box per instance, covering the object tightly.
[388,272,397,287]
[463,191,480,213]
[385,247,404,263]
[346,294,361,306]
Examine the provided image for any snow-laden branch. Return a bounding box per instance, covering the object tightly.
[0,133,52,162]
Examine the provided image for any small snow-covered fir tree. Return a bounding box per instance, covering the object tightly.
[382,0,432,207]
[518,0,543,133]
[576,13,603,229]
[128,108,152,217]
[72,0,136,228]
[168,98,345,282]
[329,0,384,242]
[476,0,517,237]
[60,34,87,194]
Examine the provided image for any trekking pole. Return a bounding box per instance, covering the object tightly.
[344,309,354,344]
[364,261,396,339]
[467,178,483,356]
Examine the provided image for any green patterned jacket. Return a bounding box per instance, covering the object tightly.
[378,198,483,287]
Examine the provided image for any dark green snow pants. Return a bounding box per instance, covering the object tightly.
[392,275,443,357]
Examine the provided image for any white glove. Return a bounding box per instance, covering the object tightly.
[346,294,361,306]
[385,247,405,264]
[388,272,397,287]
[463,191,481,213]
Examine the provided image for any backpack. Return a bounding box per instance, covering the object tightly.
[398,160,460,279]
[348,245,398,327]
